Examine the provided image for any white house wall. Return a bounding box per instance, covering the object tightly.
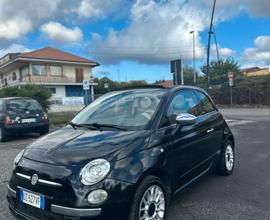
[49,85,66,98]
[0,67,21,87]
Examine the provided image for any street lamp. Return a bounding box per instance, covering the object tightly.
[190,30,196,85]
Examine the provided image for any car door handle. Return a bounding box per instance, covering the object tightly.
[206,128,214,133]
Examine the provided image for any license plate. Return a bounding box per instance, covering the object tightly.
[20,190,45,209]
[22,118,36,123]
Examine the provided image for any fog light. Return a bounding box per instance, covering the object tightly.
[87,189,108,205]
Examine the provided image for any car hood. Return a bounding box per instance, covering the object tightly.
[23,126,151,166]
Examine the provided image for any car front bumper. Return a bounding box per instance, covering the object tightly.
[7,159,135,220]
[8,185,102,219]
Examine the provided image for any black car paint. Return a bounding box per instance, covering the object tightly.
[0,97,49,136]
[7,86,234,220]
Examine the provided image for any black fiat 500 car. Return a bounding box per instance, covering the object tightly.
[8,86,235,220]
[0,97,49,141]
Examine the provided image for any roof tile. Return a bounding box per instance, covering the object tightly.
[20,47,98,65]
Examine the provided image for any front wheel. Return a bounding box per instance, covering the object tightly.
[215,141,235,176]
[129,175,169,220]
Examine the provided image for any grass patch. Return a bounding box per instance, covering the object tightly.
[48,112,77,127]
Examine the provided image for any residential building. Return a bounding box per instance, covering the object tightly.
[241,67,270,77]
[0,47,99,105]
[155,80,174,88]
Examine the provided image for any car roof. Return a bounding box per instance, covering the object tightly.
[169,85,208,94]
[112,85,207,95]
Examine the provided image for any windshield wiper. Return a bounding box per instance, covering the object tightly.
[86,123,127,131]
[68,122,99,130]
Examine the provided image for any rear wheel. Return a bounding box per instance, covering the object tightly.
[0,127,8,142]
[215,141,235,176]
[129,175,169,220]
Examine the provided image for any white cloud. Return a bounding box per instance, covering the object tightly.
[0,0,126,44]
[76,0,129,19]
[254,36,270,51]
[210,44,235,58]
[200,0,270,18]
[242,36,270,66]
[0,0,269,65]
[0,44,31,57]
[90,0,209,64]
[0,19,32,40]
[41,22,83,44]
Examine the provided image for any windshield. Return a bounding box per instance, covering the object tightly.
[7,99,43,112]
[72,89,166,130]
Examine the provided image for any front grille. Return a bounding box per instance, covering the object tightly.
[16,172,63,188]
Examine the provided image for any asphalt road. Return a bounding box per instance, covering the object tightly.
[0,108,270,220]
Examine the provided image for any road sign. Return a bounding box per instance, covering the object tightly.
[228,72,234,105]
[228,72,233,86]
[104,82,109,89]
[229,78,233,86]
[83,79,89,90]
[170,59,181,74]
[170,59,182,85]
[228,72,233,79]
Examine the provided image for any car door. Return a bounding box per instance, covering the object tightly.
[163,89,210,189]
[194,91,224,159]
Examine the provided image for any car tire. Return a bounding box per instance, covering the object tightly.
[128,175,169,220]
[0,127,8,142]
[215,140,235,176]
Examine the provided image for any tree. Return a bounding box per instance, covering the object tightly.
[201,58,242,85]
[93,77,148,94]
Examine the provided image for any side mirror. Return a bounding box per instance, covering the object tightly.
[175,113,197,126]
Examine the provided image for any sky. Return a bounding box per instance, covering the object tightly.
[0,0,270,83]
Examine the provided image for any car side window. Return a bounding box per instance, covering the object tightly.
[162,90,199,126]
[196,91,215,115]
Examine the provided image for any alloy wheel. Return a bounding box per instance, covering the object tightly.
[139,185,166,220]
[225,144,234,171]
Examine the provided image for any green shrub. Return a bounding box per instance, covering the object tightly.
[0,84,52,111]
[48,112,76,127]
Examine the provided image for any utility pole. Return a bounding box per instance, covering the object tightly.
[206,0,217,91]
[181,62,184,85]
[190,30,196,85]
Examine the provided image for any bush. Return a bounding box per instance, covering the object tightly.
[49,112,76,127]
[0,84,52,111]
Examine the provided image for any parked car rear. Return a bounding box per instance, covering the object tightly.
[0,97,49,141]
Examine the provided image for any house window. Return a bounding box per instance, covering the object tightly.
[75,68,84,83]
[19,66,29,79]
[32,64,46,76]
[12,72,17,81]
[50,66,62,76]
[49,87,56,94]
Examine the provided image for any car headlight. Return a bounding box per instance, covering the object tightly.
[14,150,24,168]
[80,159,110,186]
